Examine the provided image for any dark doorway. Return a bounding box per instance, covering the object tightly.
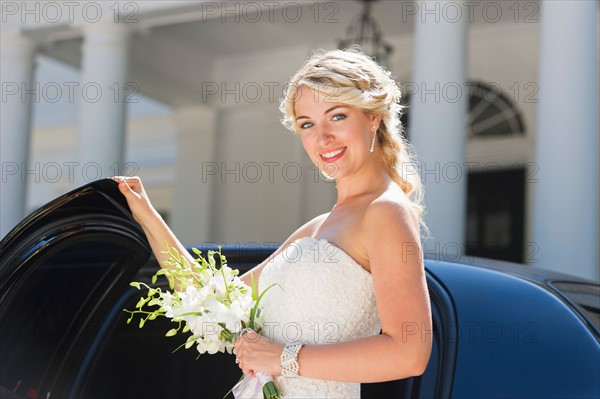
[466,167,525,263]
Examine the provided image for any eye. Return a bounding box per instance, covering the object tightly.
[299,121,314,129]
[332,113,346,121]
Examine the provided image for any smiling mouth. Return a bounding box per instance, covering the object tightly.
[320,147,347,162]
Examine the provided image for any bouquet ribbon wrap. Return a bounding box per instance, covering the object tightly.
[232,372,277,399]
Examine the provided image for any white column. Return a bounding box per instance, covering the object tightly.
[171,106,217,245]
[533,1,599,282]
[409,1,469,258]
[0,33,36,239]
[75,22,130,187]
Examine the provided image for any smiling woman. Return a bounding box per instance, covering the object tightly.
[279,47,427,224]
[112,46,433,398]
[232,47,433,397]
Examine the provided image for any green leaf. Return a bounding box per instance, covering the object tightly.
[250,272,258,301]
[249,283,279,329]
[165,328,178,337]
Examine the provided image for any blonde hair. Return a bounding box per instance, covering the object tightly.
[279,46,429,236]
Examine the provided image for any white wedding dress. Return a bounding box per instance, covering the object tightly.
[255,236,382,398]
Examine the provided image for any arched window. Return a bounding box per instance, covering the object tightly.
[467,81,526,138]
[399,80,526,140]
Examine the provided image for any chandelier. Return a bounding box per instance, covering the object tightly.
[338,0,393,69]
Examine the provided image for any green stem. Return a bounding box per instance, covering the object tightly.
[123,309,165,317]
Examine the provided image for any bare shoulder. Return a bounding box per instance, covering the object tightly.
[240,212,330,286]
[273,211,330,254]
[298,212,330,236]
[361,190,422,258]
[365,191,419,230]
[265,212,330,253]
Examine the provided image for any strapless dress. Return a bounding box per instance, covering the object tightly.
[253,236,382,398]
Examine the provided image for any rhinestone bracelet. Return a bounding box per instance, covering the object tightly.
[280,343,303,377]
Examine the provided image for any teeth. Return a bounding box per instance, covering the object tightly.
[322,147,345,158]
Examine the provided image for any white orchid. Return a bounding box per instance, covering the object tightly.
[124,241,280,398]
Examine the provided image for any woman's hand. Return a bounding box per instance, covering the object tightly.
[111,176,158,227]
[233,330,284,378]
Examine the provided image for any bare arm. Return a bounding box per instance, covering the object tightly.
[112,176,195,290]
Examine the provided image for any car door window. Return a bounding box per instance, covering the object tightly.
[0,237,146,399]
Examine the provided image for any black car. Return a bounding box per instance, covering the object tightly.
[1,179,599,399]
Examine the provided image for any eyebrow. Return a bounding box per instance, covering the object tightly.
[295,105,347,121]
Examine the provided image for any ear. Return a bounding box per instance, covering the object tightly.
[370,114,382,131]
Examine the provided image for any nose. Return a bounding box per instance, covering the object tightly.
[316,124,335,147]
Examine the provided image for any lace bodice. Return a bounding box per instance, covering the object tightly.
[257,236,382,398]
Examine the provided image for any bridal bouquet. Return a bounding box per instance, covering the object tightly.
[124,241,280,399]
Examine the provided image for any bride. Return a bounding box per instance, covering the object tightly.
[114,47,432,398]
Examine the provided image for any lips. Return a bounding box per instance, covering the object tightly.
[320,147,346,163]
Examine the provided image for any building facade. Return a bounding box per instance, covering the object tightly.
[1,0,598,282]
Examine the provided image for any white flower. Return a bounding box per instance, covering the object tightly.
[169,286,202,324]
[161,291,175,318]
[129,245,269,360]
[197,338,222,355]
[127,244,281,398]
[187,316,214,337]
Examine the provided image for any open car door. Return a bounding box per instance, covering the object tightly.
[0,179,151,399]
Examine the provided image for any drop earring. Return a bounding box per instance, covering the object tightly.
[369,126,377,153]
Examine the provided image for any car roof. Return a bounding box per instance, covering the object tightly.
[425,254,598,285]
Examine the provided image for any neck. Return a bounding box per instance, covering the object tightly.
[334,160,392,207]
